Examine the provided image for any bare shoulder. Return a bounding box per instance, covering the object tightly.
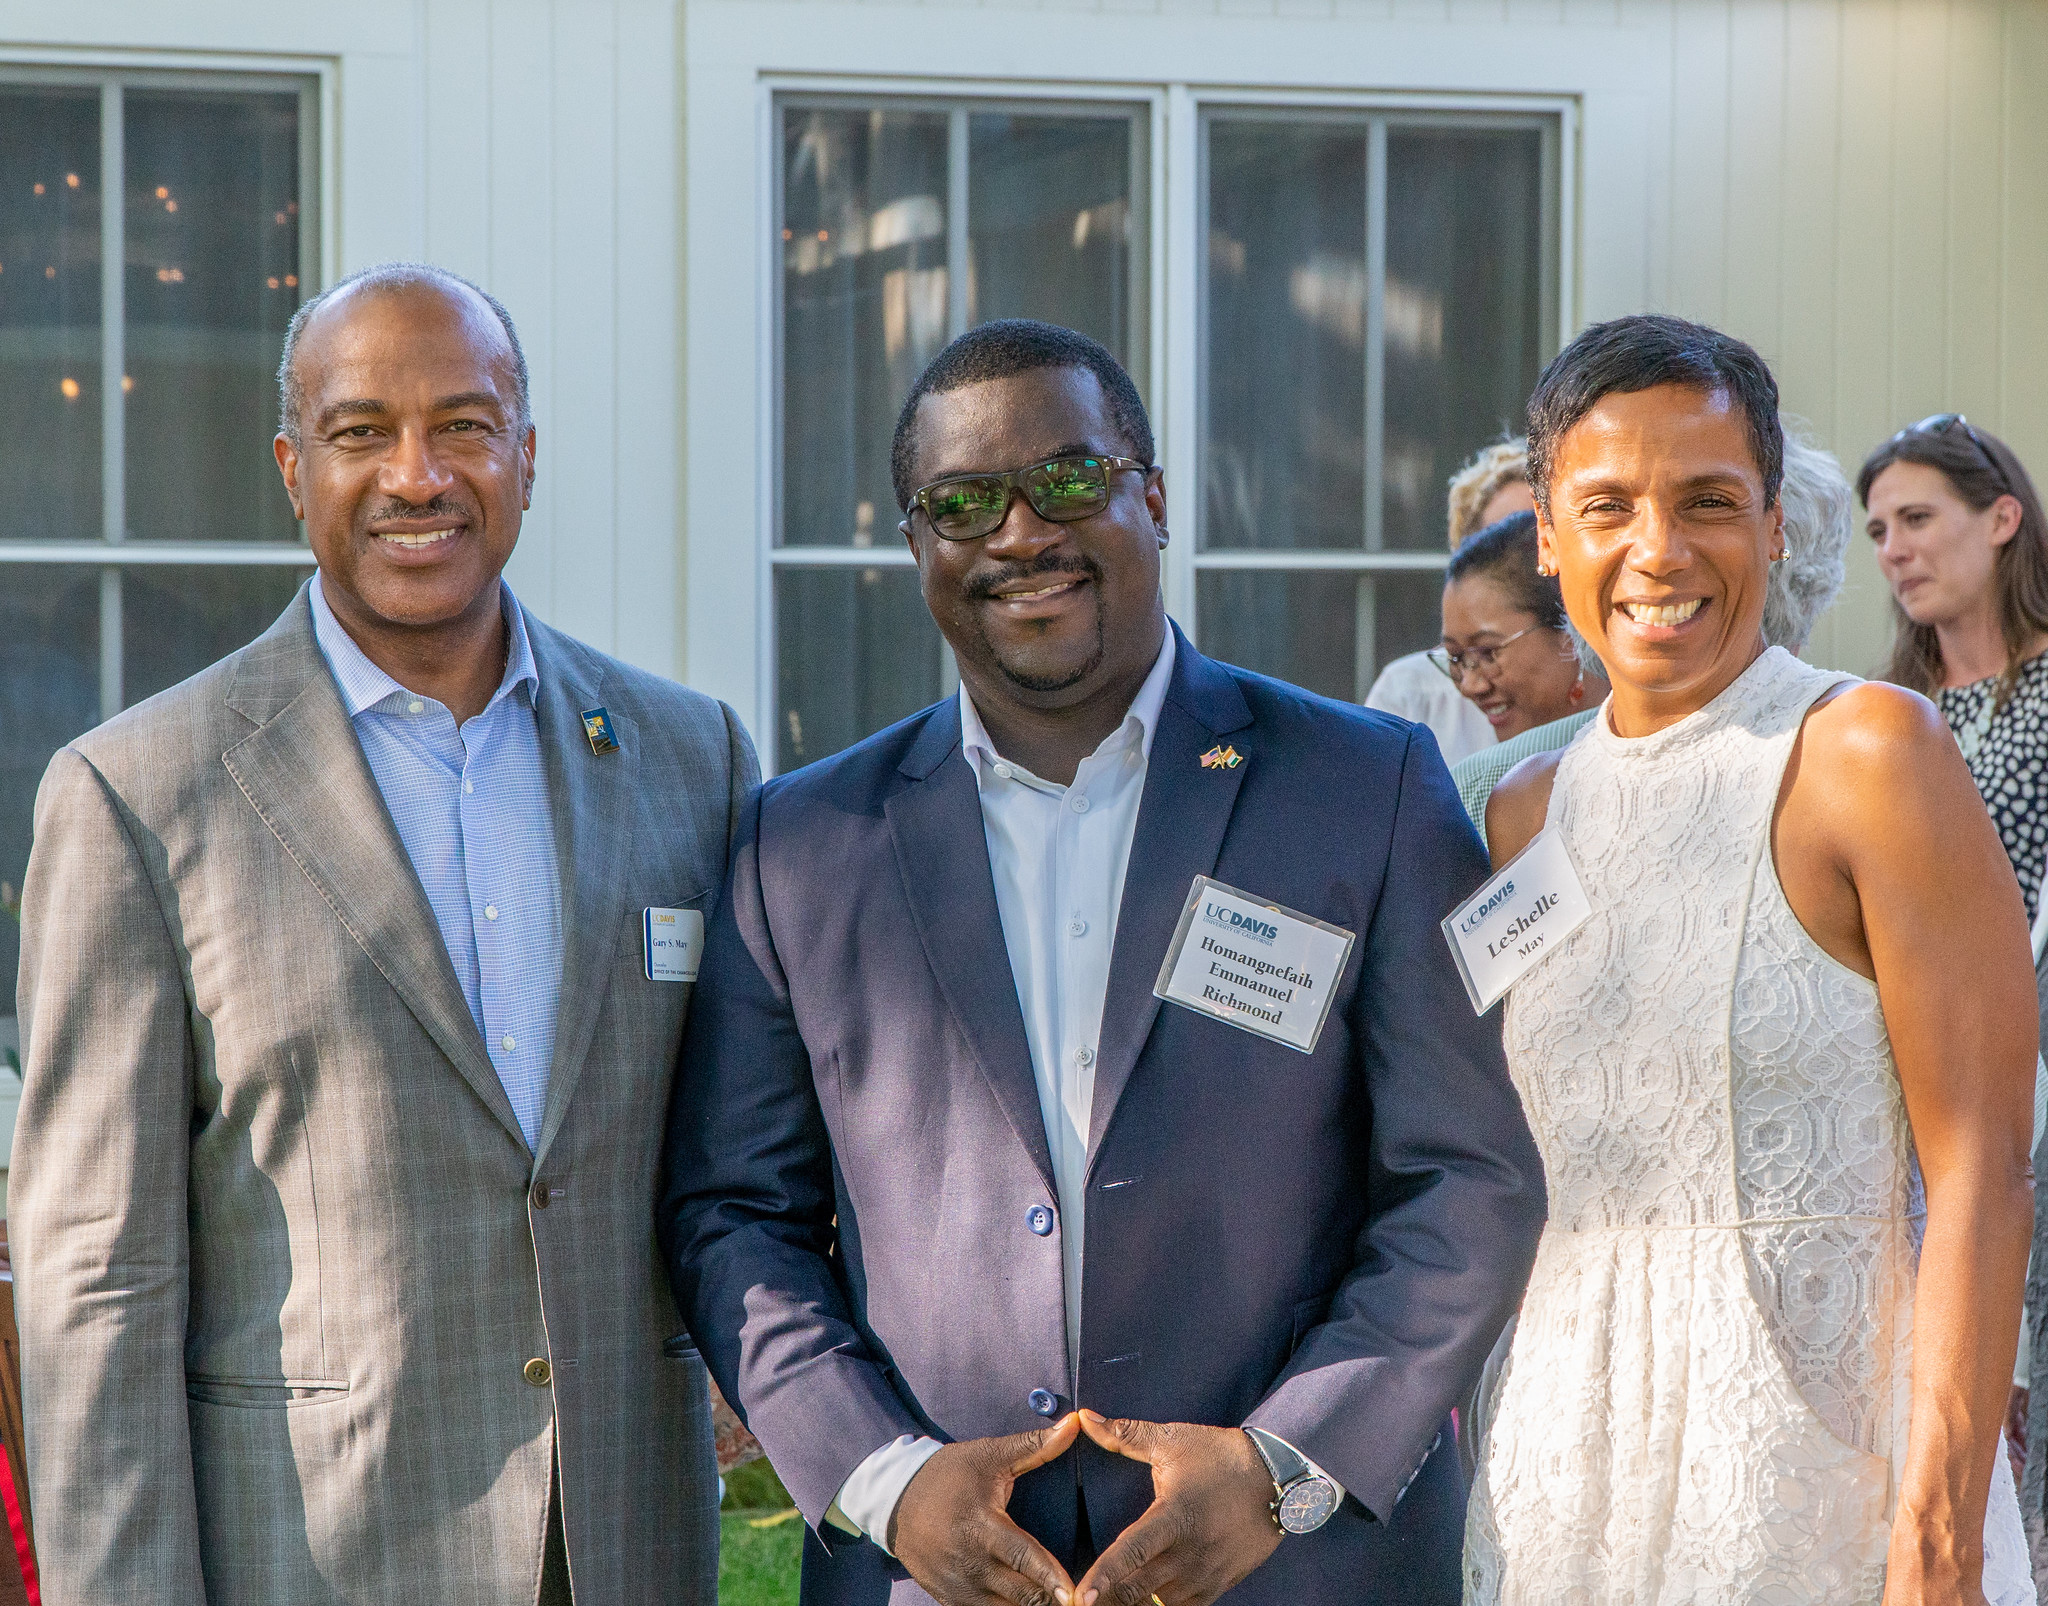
[1484,749,1563,870]
[1797,680,1957,789]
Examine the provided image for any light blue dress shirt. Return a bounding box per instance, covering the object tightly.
[309,574,564,1149]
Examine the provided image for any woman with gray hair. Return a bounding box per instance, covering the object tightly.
[1448,419,1851,829]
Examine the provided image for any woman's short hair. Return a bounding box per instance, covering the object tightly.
[1446,440,1529,549]
[1527,315,1783,512]
[1443,511,1565,633]
[1856,417,2048,700]
[1768,423,1853,654]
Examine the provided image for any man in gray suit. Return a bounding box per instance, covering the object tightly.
[12,264,751,1604]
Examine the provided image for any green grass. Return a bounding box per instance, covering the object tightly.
[719,1459,802,1606]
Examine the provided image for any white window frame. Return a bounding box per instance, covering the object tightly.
[0,56,331,721]
[748,76,1574,768]
[759,79,1167,767]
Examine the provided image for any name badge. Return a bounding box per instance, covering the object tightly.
[1153,877,1356,1054]
[643,907,704,983]
[1440,827,1592,1014]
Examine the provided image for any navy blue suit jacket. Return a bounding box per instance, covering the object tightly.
[660,628,1545,1604]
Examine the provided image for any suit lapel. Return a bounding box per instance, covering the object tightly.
[221,593,529,1151]
[885,702,1058,1194]
[529,619,639,1162]
[1086,631,1254,1161]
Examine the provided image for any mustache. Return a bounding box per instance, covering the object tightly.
[964,552,1098,601]
[365,495,471,525]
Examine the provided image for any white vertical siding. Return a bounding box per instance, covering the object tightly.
[3,0,684,681]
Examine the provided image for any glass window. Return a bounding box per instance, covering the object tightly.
[0,71,316,1017]
[0,86,104,543]
[1199,109,1554,692]
[773,95,1148,771]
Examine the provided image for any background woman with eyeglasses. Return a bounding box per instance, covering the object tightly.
[1861,412,2048,1589]
[1431,511,1607,742]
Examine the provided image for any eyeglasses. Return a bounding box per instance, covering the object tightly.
[1892,412,2010,491]
[908,454,1150,542]
[1428,624,1547,685]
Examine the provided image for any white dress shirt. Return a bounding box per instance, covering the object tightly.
[827,631,1340,1551]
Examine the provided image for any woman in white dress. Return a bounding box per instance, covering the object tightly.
[1464,315,2038,1605]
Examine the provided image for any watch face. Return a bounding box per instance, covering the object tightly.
[1278,1477,1339,1534]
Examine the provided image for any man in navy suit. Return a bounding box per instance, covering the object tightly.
[660,321,1544,1606]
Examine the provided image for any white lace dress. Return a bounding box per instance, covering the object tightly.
[1463,647,2034,1605]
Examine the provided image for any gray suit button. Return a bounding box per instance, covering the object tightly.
[1027,1389,1058,1417]
[1026,1205,1054,1236]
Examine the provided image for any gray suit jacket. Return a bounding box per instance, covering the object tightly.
[12,588,754,1606]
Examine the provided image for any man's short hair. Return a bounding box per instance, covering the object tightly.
[889,320,1154,512]
[276,262,532,448]
[1525,314,1783,511]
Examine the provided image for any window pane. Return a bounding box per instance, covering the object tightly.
[121,565,309,707]
[1204,121,1366,553]
[781,107,950,549]
[1196,569,1443,704]
[776,566,943,773]
[967,112,1142,380]
[0,89,103,541]
[1381,125,1545,551]
[0,565,101,998]
[124,89,305,544]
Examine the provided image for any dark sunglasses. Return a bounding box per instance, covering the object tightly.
[1892,412,2010,491]
[908,454,1150,542]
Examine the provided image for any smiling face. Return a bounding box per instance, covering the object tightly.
[901,365,1167,716]
[1538,382,1782,733]
[1438,572,1584,739]
[1865,459,2020,629]
[273,280,535,645]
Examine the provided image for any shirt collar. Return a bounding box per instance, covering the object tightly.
[310,571,539,720]
[958,627,1176,783]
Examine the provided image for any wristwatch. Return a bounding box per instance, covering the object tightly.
[1243,1425,1340,1535]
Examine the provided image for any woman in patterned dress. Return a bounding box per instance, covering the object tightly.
[1860,417,2048,1574]
[1464,316,2038,1605]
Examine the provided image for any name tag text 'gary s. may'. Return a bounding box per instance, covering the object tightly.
[1440,826,1591,1013]
[1155,877,1356,1054]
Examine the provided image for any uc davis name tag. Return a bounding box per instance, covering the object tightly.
[643,907,704,983]
[1153,877,1356,1054]
[1440,826,1592,1014]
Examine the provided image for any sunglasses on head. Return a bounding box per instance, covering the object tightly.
[1892,412,2010,491]
[908,454,1150,542]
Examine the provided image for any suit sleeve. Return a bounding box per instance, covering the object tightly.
[657,785,924,1541]
[1244,724,1547,1520]
[11,747,206,1601]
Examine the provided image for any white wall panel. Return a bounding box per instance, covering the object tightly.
[0,0,686,689]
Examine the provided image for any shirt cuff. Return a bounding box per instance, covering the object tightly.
[824,1435,946,1554]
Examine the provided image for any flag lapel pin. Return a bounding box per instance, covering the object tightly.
[1199,744,1244,771]
[581,706,621,756]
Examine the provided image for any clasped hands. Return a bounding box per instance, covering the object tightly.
[889,1409,1283,1606]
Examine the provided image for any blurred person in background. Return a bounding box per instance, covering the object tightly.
[1364,440,1534,762]
[1861,413,2048,1581]
[1432,510,1607,751]
[1450,421,1850,831]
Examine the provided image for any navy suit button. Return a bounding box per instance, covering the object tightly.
[1026,1205,1054,1236]
[1027,1389,1059,1417]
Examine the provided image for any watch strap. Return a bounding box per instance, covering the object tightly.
[1243,1425,1312,1492]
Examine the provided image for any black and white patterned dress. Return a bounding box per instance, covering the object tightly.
[1937,651,2048,922]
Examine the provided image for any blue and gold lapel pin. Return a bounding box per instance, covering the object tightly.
[1199,744,1244,771]
[581,706,621,756]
